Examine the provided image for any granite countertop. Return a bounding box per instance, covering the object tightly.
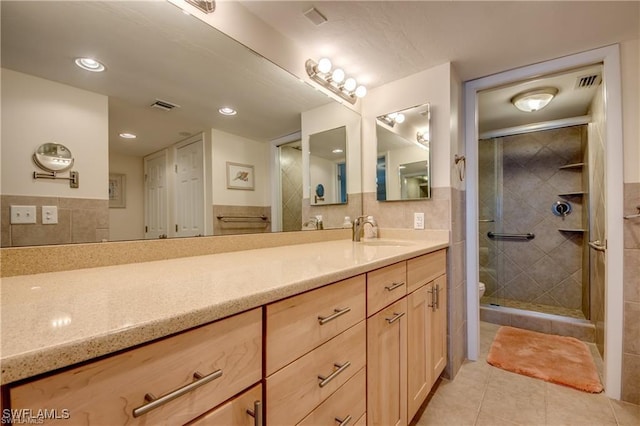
[0,236,448,385]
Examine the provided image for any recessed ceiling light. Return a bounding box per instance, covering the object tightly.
[332,148,344,154]
[218,107,237,116]
[119,133,137,139]
[74,57,105,72]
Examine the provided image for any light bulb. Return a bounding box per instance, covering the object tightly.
[75,57,105,72]
[395,113,405,124]
[388,113,398,120]
[317,58,332,74]
[343,78,357,92]
[332,68,345,84]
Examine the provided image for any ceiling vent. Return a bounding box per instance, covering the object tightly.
[304,7,328,26]
[150,99,180,111]
[575,74,601,89]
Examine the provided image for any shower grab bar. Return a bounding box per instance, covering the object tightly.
[588,240,606,252]
[623,206,640,219]
[487,232,534,240]
[479,219,495,223]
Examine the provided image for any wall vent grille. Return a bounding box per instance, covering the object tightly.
[575,74,601,89]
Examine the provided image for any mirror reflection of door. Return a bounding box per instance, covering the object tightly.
[175,136,205,238]
[144,151,168,239]
[309,126,348,205]
[278,140,303,232]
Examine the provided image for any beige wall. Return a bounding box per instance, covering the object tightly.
[108,151,144,241]
[1,69,109,199]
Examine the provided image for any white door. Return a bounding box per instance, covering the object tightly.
[175,138,205,237]
[144,151,168,239]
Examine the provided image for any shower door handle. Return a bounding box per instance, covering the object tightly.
[588,240,606,252]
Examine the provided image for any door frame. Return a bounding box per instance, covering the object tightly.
[173,134,206,238]
[464,44,624,399]
[143,149,169,239]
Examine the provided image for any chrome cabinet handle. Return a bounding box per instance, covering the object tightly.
[435,284,440,310]
[386,312,405,324]
[318,307,351,325]
[247,400,263,426]
[335,415,352,426]
[318,361,351,388]
[132,369,223,417]
[384,282,404,292]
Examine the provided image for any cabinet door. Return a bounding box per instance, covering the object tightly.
[430,274,447,386]
[367,298,407,426]
[407,285,431,421]
[187,384,262,426]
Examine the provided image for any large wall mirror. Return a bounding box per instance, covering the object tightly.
[375,103,431,201]
[0,1,362,247]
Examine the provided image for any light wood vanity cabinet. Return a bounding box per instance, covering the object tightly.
[10,308,262,425]
[265,275,367,426]
[366,249,447,426]
[187,383,262,426]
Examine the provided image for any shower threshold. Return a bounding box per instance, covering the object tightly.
[481,296,585,320]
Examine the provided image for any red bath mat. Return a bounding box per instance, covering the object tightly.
[487,326,603,393]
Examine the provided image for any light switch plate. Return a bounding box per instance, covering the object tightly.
[42,206,58,224]
[11,205,37,224]
[414,212,425,230]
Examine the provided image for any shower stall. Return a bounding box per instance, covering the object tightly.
[478,124,604,336]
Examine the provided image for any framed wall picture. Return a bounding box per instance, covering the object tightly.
[226,162,255,190]
[109,173,126,208]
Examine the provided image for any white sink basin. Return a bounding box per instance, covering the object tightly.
[359,239,416,247]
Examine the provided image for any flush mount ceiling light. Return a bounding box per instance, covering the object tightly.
[332,148,344,154]
[119,133,137,139]
[306,58,366,104]
[218,107,237,116]
[511,87,558,112]
[74,57,105,72]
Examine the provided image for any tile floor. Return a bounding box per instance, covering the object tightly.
[414,322,640,426]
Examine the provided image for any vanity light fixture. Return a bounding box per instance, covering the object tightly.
[511,87,558,112]
[119,133,137,139]
[377,112,405,127]
[305,58,366,104]
[218,107,237,116]
[416,130,429,144]
[74,57,105,72]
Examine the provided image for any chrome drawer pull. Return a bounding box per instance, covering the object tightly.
[386,312,405,324]
[428,287,436,311]
[435,284,440,310]
[384,282,404,292]
[318,361,351,388]
[247,400,263,426]
[318,307,351,325]
[335,415,352,426]
[132,369,223,417]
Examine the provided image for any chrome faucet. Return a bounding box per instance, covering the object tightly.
[352,215,376,242]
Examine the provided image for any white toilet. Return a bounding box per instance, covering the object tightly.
[479,282,486,299]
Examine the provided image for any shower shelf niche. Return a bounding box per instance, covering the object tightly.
[559,162,585,170]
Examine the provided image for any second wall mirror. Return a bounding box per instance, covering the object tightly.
[376,103,431,201]
[309,126,347,206]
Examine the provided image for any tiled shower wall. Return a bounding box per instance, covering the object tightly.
[478,126,586,314]
[622,181,640,404]
[280,145,303,232]
[1,195,109,247]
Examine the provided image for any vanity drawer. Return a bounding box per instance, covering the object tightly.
[407,249,447,293]
[297,367,366,426]
[267,321,366,426]
[266,274,365,375]
[10,308,262,425]
[367,261,407,316]
[187,383,262,426]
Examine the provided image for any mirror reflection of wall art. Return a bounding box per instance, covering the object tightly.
[109,173,126,208]
[227,162,255,190]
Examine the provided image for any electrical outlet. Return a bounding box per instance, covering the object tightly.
[414,212,425,230]
[11,205,36,224]
[42,206,58,224]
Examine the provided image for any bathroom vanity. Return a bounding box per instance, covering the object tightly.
[1,236,448,425]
